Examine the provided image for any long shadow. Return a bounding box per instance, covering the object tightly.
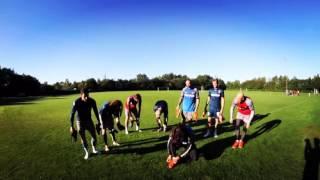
[252,113,271,124]
[105,114,273,156]
[108,135,169,155]
[0,96,44,106]
[120,135,169,147]
[303,138,320,180]
[200,119,281,160]
[140,124,175,132]
[192,113,271,141]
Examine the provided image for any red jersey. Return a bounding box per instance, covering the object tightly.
[125,96,138,110]
[233,96,254,115]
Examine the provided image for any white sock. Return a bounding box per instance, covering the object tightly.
[92,146,98,154]
[84,148,89,160]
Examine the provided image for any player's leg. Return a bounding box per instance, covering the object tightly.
[87,122,98,154]
[79,130,90,160]
[163,111,168,132]
[109,128,120,146]
[239,116,250,148]
[115,110,125,130]
[213,116,219,138]
[232,118,242,149]
[204,116,213,138]
[124,109,130,134]
[238,124,247,148]
[76,121,90,159]
[181,111,186,123]
[102,128,109,152]
[132,108,141,132]
[155,109,162,131]
[184,112,193,123]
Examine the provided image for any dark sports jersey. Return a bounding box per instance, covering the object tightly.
[208,88,224,110]
[154,100,168,118]
[109,100,123,117]
[99,102,114,128]
[70,97,99,125]
[99,102,111,118]
[167,124,195,158]
[154,100,168,112]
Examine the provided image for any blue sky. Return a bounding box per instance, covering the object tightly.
[0,0,319,84]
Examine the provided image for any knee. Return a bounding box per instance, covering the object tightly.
[101,130,106,135]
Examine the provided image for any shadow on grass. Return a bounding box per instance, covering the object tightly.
[192,113,271,141]
[140,125,174,132]
[200,119,281,160]
[103,114,272,156]
[303,138,320,180]
[108,135,169,155]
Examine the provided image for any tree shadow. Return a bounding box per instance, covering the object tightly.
[200,119,281,160]
[0,96,44,106]
[303,138,320,180]
[0,96,65,106]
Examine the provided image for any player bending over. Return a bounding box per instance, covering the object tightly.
[98,100,122,152]
[124,94,142,134]
[166,123,198,169]
[153,100,169,132]
[229,92,255,149]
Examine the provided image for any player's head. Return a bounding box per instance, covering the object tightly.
[80,88,89,102]
[235,91,244,103]
[185,79,191,87]
[171,123,186,146]
[212,79,219,88]
[134,93,141,102]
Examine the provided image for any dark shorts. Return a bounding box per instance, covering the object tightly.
[101,114,114,130]
[209,107,221,118]
[76,120,95,132]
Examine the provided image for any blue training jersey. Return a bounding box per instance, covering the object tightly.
[181,87,199,112]
[208,88,224,110]
[99,101,110,115]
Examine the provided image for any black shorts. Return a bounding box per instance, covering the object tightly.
[101,115,114,130]
[76,120,95,132]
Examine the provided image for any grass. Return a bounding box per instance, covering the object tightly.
[0,90,319,179]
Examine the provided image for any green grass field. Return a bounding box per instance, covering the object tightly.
[0,90,319,179]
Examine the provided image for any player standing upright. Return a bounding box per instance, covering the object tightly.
[203,79,225,138]
[176,80,200,123]
[70,88,100,160]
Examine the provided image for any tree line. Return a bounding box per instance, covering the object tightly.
[1,66,319,97]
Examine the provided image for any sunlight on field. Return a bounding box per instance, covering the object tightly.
[0,90,319,179]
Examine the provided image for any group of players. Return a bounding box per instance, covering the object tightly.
[69,79,255,169]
